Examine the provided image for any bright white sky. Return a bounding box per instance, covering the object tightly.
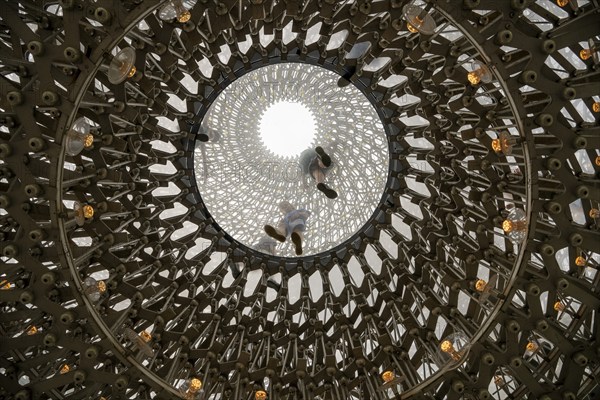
[259,101,316,157]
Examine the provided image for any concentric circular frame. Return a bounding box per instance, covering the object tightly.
[0,1,599,400]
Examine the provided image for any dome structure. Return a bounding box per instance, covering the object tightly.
[0,1,599,400]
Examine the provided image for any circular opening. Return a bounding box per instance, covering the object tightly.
[194,63,389,257]
[259,101,316,157]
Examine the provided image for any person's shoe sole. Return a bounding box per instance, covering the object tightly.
[291,232,303,255]
[264,225,286,242]
[315,146,332,167]
[317,183,338,199]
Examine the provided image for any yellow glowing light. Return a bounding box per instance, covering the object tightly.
[589,208,600,218]
[502,220,514,233]
[467,70,482,85]
[491,139,502,153]
[27,326,38,335]
[406,15,423,33]
[97,280,107,293]
[580,49,592,61]
[475,279,487,292]
[84,134,94,148]
[255,390,267,400]
[82,205,94,219]
[382,370,395,383]
[575,256,586,267]
[178,10,191,23]
[60,364,70,374]
[592,102,600,113]
[0,280,12,290]
[127,65,137,78]
[553,301,565,312]
[526,342,538,352]
[556,0,569,6]
[139,330,152,343]
[188,378,202,393]
[596,156,600,166]
[440,340,462,360]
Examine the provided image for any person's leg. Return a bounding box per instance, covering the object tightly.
[312,168,325,185]
[313,167,338,199]
[264,222,286,242]
[315,146,331,167]
[291,230,304,255]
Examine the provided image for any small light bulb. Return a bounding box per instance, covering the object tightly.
[108,47,137,85]
[592,102,600,113]
[575,256,586,267]
[596,156,600,166]
[127,65,137,78]
[467,61,493,85]
[467,71,482,85]
[553,301,565,312]
[526,341,538,353]
[65,117,93,156]
[83,205,94,219]
[178,10,192,23]
[475,279,487,292]
[381,370,395,383]
[502,208,527,244]
[494,375,505,386]
[491,132,515,155]
[589,208,600,218]
[556,0,569,6]
[60,364,70,374]
[440,340,461,361]
[27,326,38,335]
[0,280,12,290]
[580,48,592,60]
[83,277,107,302]
[139,330,152,343]
[406,22,418,33]
[402,5,436,35]
[188,377,202,393]
[255,390,267,400]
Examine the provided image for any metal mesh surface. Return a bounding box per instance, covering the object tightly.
[0,0,599,399]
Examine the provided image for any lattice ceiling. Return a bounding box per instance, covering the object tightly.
[0,0,599,400]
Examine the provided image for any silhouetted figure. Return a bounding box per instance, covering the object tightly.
[264,201,311,255]
[299,145,337,199]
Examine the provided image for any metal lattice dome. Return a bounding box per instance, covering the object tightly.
[0,0,599,399]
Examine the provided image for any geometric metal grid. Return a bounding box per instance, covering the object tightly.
[0,1,598,400]
[194,63,388,257]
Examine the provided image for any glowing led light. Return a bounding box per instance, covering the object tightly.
[60,364,70,374]
[83,277,107,302]
[491,132,516,155]
[159,0,195,23]
[467,61,493,85]
[381,370,395,383]
[439,332,470,363]
[27,326,38,335]
[556,0,569,6]
[108,47,137,85]
[589,208,600,218]
[553,301,565,312]
[65,117,94,156]
[403,5,436,35]
[502,208,527,244]
[255,390,267,400]
[575,256,586,267]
